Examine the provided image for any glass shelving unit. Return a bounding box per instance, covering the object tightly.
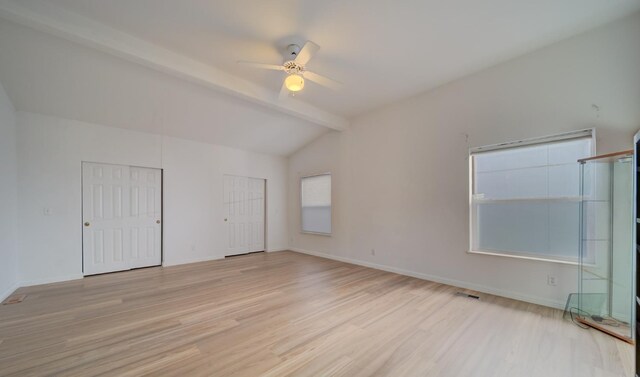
[634,132,640,377]
[577,150,634,344]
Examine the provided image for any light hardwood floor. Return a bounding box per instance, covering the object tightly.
[0,251,633,376]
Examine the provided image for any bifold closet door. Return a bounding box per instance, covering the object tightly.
[128,166,162,269]
[224,175,265,256]
[247,177,265,252]
[82,162,162,275]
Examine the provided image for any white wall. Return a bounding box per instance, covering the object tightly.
[289,13,640,309]
[17,112,288,285]
[0,81,19,301]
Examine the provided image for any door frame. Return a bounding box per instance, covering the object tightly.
[81,161,164,275]
[223,174,267,256]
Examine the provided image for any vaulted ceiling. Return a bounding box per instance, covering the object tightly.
[0,0,638,155]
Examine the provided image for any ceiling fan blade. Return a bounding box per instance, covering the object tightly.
[294,41,320,65]
[278,81,290,100]
[237,61,284,71]
[303,71,342,90]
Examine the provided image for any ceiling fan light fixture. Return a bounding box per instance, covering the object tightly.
[285,74,304,92]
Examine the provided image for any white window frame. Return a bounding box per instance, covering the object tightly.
[300,173,332,236]
[468,129,595,265]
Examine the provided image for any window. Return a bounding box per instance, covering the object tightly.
[301,174,332,235]
[470,130,594,263]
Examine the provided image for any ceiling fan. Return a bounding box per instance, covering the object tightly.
[238,41,341,99]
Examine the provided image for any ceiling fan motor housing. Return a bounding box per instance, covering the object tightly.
[286,44,301,59]
[283,61,303,75]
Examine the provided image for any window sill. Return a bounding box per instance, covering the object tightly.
[468,249,579,266]
[472,196,582,203]
[301,231,332,237]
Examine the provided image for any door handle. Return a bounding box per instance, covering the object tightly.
[156,220,161,224]
[224,218,228,222]
[84,222,90,227]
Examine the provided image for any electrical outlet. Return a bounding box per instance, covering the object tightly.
[371,249,376,256]
[547,275,557,286]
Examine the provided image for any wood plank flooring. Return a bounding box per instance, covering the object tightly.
[0,251,633,376]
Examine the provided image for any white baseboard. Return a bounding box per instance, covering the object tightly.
[16,255,226,289]
[290,247,566,310]
[7,249,567,310]
[163,254,224,267]
[20,273,84,287]
[0,281,21,302]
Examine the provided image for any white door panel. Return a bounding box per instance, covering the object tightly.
[82,163,162,275]
[82,163,130,275]
[248,177,265,252]
[224,175,265,256]
[128,166,162,269]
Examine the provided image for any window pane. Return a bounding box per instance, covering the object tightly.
[301,174,331,234]
[471,137,592,261]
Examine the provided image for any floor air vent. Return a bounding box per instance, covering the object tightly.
[455,292,480,300]
[2,294,26,305]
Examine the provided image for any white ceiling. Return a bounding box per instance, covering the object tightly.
[0,19,329,156]
[0,0,639,155]
[16,0,640,117]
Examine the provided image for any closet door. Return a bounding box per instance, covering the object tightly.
[224,175,265,256]
[128,166,162,269]
[82,163,131,275]
[82,162,162,275]
[224,175,249,256]
[247,178,265,252]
